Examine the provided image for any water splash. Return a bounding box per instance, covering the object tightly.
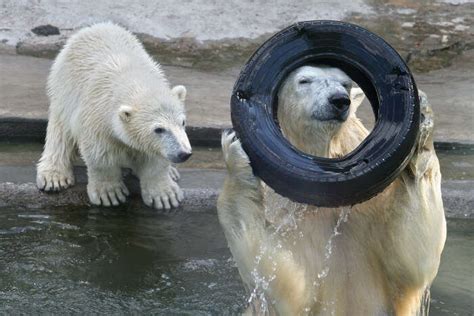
[247,191,307,313]
[247,188,352,314]
[309,206,352,314]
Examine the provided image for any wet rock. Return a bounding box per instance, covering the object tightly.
[136,33,266,70]
[31,24,60,37]
[346,0,474,73]
[406,40,474,73]
[16,36,67,59]
[0,177,471,219]
[0,166,221,212]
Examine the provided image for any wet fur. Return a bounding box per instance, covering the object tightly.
[218,66,446,315]
[37,23,190,209]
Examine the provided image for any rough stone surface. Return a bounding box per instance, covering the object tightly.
[0,166,221,212]
[413,51,474,144]
[0,165,471,218]
[0,182,219,213]
[0,0,371,43]
[346,1,474,73]
[1,53,471,145]
[1,0,472,72]
[0,54,235,131]
[0,0,472,216]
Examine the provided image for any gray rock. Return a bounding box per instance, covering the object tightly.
[31,25,60,37]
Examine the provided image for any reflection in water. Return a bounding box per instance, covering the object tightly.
[0,204,471,314]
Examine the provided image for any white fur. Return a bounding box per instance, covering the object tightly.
[218,66,446,315]
[36,22,191,209]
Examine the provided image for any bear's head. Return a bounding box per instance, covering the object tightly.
[277,65,365,156]
[114,85,192,163]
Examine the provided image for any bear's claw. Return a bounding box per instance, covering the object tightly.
[87,181,129,206]
[37,169,75,192]
[141,180,184,210]
[221,130,251,175]
[169,165,180,182]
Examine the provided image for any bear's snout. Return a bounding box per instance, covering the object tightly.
[328,92,351,121]
[173,151,192,163]
[329,93,351,112]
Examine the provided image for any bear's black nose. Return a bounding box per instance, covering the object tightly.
[177,151,192,163]
[329,93,351,112]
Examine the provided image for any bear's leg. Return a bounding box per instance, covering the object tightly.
[135,156,183,210]
[387,90,445,314]
[218,130,308,314]
[36,112,76,191]
[85,162,129,206]
[169,165,180,182]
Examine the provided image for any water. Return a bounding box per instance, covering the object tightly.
[1,206,470,314]
[430,220,474,316]
[0,205,246,314]
[308,206,351,315]
[0,142,472,313]
[436,147,474,181]
[247,194,305,313]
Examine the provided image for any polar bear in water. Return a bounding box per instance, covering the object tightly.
[218,65,446,315]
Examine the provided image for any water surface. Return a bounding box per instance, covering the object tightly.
[0,205,471,314]
[0,206,245,314]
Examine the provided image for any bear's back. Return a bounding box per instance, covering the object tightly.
[47,23,164,112]
[59,23,150,73]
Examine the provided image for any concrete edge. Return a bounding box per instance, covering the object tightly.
[0,165,222,212]
[0,170,472,219]
[1,181,472,219]
[10,30,474,73]
[1,117,473,149]
[13,32,268,69]
[0,117,225,147]
[0,181,219,213]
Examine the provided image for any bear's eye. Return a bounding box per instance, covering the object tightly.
[298,78,311,85]
[154,127,166,134]
[182,120,186,127]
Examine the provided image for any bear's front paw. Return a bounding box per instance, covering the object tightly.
[37,168,75,192]
[221,130,252,175]
[141,180,184,210]
[169,165,180,182]
[87,180,129,206]
[417,89,434,150]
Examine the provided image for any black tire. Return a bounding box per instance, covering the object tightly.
[231,20,420,207]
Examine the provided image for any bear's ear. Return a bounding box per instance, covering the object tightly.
[118,105,134,122]
[172,85,187,102]
[350,87,366,113]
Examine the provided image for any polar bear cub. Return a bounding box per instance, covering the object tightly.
[218,66,446,314]
[36,23,192,209]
